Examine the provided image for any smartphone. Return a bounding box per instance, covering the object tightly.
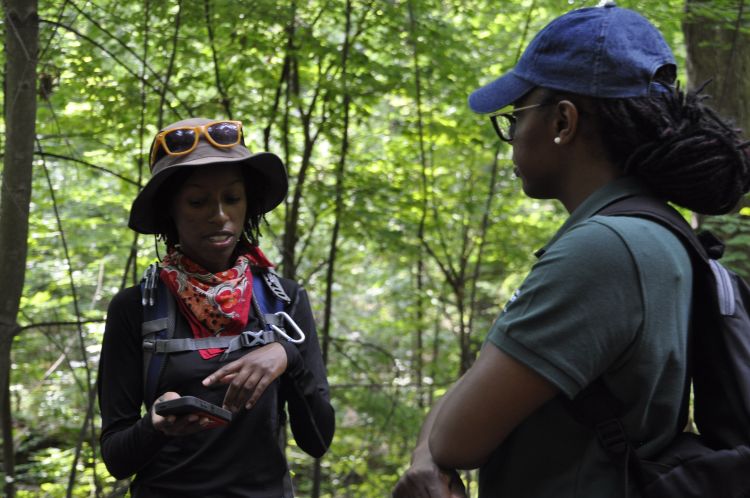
[154,396,232,426]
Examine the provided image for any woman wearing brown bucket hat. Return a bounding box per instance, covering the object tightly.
[98,118,334,497]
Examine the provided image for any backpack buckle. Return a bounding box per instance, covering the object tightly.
[239,330,272,348]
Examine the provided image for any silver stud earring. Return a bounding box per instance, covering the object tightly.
[554,137,561,144]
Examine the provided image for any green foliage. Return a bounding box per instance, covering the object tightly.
[702,208,750,278]
[5,0,745,496]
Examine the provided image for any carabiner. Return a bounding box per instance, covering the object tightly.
[270,312,306,344]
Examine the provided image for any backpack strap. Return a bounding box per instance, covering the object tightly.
[567,194,711,495]
[579,193,750,494]
[140,266,305,384]
[230,268,304,359]
[562,379,647,492]
[254,268,290,314]
[140,263,176,407]
[598,194,712,262]
[257,268,301,498]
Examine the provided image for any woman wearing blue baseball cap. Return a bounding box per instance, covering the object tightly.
[98,118,334,496]
[394,3,749,498]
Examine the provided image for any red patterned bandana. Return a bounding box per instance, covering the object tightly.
[160,246,273,359]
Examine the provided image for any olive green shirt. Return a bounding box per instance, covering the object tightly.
[481,178,692,497]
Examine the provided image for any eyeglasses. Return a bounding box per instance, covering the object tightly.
[488,102,554,142]
[149,120,244,168]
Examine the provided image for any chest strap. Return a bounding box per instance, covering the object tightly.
[141,311,305,358]
[143,329,277,353]
[142,313,281,339]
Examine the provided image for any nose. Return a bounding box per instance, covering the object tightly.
[208,199,230,224]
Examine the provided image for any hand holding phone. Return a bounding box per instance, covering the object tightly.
[154,395,232,427]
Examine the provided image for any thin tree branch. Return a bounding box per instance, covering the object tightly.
[67,0,195,123]
[263,53,289,149]
[157,0,183,130]
[719,0,745,110]
[35,152,139,186]
[467,146,502,333]
[36,141,93,497]
[203,0,233,118]
[18,319,104,332]
[514,0,537,65]
[38,19,194,116]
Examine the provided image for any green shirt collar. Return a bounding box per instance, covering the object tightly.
[536,177,650,258]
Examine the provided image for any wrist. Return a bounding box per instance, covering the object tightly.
[278,340,301,372]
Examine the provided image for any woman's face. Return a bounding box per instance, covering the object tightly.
[510,89,563,200]
[170,164,247,273]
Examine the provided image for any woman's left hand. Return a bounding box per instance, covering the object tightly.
[202,342,288,413]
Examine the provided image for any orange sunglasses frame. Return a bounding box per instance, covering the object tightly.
[149,120,244,167]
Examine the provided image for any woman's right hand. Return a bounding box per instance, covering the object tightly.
[151,392,212,436]
[392,446,467,498]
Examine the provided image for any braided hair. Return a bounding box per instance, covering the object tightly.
[590,84,750,215]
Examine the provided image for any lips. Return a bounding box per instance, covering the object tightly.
[205,231,236,246]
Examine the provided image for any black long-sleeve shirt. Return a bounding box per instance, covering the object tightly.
[98,273,334,497]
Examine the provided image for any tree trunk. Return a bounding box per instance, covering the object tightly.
[0,1,38,497]
[684,0,750,242]
[684,0,750,131]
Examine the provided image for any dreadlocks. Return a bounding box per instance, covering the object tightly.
[592,85,750,215]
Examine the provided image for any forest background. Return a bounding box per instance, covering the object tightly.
[0,0,749,497]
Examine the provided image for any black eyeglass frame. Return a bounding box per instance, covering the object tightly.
[488,101,556,142]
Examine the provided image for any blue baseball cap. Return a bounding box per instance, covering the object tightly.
[468,2,676,114]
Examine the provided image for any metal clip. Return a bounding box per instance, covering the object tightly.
[270,312,306,344]
[141,263,159,306]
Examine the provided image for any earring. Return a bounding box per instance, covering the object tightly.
[554,137,561,144]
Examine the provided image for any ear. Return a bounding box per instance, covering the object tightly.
[552,100,580,145]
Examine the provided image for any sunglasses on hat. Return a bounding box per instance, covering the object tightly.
[149,120,244,168]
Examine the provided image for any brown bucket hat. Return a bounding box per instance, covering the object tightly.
[128,117,287,234]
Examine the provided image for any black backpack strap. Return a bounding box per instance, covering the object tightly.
[564,379,647,493]
[259,268,292,306]
[567,194,710,495]
[253,268,289,317]
[598,194,712,262]
[140,263,176,408]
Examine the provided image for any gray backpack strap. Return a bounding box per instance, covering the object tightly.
[144,329,278,355]
[144,336,236,353]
